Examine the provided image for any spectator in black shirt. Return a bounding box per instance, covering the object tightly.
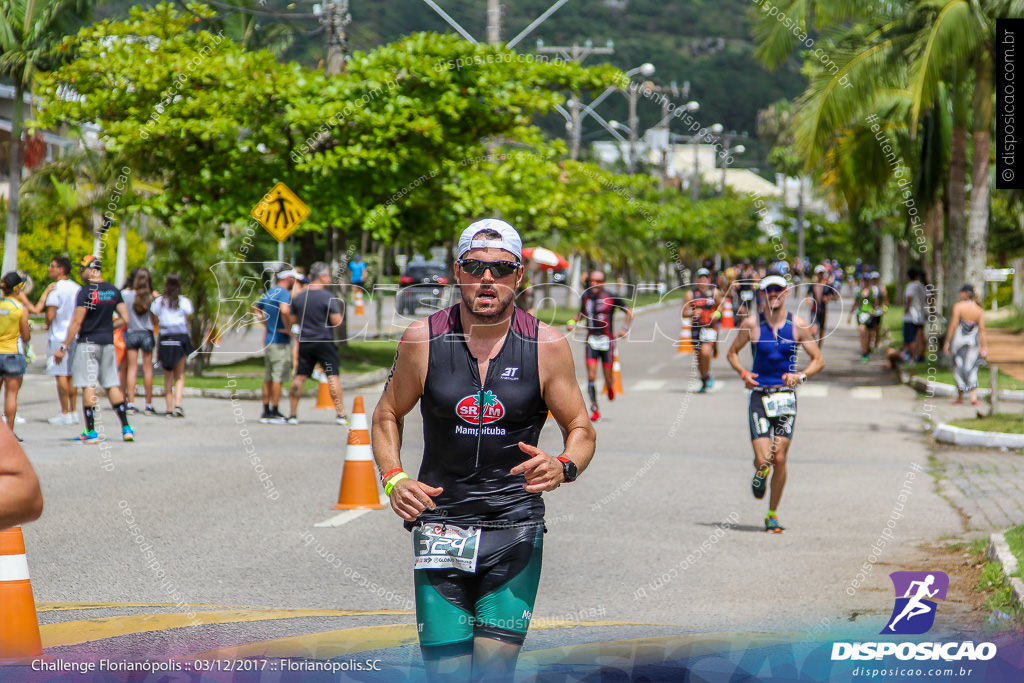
[287,262,348,425]
[52,256,135,443]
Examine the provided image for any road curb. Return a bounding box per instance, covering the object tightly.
[908,375,1024,402]
[142,368,391,401]
[933,422,1024,449]
[986,532,1024,611]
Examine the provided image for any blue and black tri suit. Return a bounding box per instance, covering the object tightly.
[748,313,800,440]
[412,304,549,652]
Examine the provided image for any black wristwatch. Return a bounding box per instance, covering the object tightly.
[557,456,578,483]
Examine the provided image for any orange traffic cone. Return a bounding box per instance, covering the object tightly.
[354,289,365,316]
[677,316,694,355]
[333,396,385,510]
[604,345,625,397]
[0,527,42,662]
[314,374,336,410]
[721,298,735,329]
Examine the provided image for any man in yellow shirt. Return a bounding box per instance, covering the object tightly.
[0,273,31,441]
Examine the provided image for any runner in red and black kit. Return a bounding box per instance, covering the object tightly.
[682,268,723,392]
[568,270,632,422]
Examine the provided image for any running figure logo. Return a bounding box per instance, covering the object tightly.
[881,571,949,635]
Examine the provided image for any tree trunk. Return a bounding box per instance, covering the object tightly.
[945,75,969,314]
[966,56,993,303]
[3,80,25,274]
[925,199,944,313]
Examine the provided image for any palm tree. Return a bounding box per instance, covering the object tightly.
[0,0,90,273]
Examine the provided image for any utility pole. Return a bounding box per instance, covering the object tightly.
[487,0,501,44]
[321,0,352,342]
[322,0,351,75]
[536,41,614,160]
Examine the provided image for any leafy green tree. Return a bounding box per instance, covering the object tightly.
[0,0,90,273]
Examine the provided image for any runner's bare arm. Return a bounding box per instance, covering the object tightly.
[370,320,441,521]
[727,317,760,388]
[783,315,825,385]
[512,324,595,493]
[0,427,43,529]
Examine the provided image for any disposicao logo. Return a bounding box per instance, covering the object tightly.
[831,570,997,663]
[882,571,948,635]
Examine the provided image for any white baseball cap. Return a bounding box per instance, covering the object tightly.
[277,269,300,280]
[759,275,788,290]
[457,219,523,260]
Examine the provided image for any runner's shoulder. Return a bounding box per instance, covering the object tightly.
[536,320,570,347]
[400,317,432,345]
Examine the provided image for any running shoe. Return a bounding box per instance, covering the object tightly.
[70,412,81,424]
[173,407,185,418]
[47,413,74,425]
[861,354,869,363]
[259,409,273,424]
[144,405,157,416]
[607,385,615,402]
[705,376,715,390]
[287,415,299,425]
[698,379,708,393]
[589,408,601,422]
[122,425,135,442]
[126,403,139,415]
[764,513,785,534]
[751,465,769,499]
[74,430,99,444]
[336,414,351,426]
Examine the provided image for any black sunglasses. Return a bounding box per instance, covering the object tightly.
[765,286,785,294]
[457,259,521,278]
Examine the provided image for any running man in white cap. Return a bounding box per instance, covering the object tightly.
[372,218,595,682]
[726,275,824,533]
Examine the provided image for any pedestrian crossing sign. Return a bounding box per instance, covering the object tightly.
[251,182,311,242]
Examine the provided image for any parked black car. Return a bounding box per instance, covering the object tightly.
[396,261,450,315]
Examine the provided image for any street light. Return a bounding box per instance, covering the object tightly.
[720,143,745,192]
[626,62,656,78]
[623,65,656,173]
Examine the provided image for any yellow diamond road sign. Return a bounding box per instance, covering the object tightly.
[251,182,310,242]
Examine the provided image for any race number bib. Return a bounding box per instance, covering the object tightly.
[587,335,611,352]
[699,327,718,343]
[857,312,871,325]
[413,524,481,573]
[762,391,796,417]
[740,290,755,302]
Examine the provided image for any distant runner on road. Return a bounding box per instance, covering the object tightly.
[371,218,595,683]
[567,270,632,422]
[682,267,722,393]
[726,275,824,533]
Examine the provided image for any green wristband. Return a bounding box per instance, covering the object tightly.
[384,472,409,497]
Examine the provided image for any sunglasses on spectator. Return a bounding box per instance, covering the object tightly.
[765,286,785,294]
[457,259,521,278]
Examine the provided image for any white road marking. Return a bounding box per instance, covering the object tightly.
[850,386,883,400]
[632,380,668,391]
[314,509,375,528]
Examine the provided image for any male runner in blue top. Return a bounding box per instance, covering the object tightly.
[371,219,595,682]
[726,275,824,533]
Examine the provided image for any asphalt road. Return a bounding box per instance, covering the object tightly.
[10,297,978,678]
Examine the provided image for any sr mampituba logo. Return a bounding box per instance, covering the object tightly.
[456,391,505,425]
